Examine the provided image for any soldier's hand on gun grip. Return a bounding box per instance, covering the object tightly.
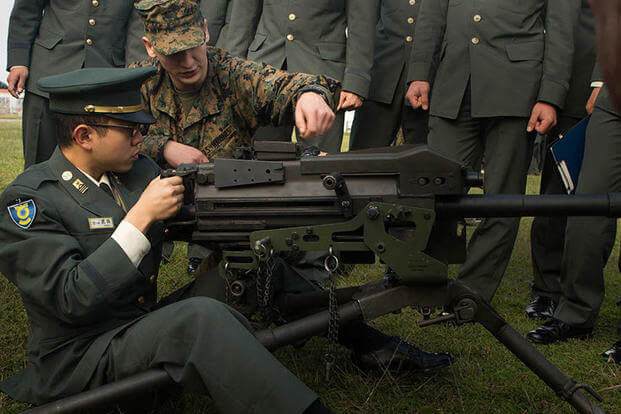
[527,102,557,135]
[295,92,336,138]
[162,140,209,168]
[586,87,601,115]
[125,175,185,234]
[406,81,431,110]
[337,91,363,111]
[7,66,29,99]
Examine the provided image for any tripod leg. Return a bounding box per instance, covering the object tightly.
[447,281,603,414]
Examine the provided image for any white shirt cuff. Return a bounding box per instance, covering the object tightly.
[591,81,604,88]
[111,220,151,267]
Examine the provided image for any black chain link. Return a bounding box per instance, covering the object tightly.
[324,247,340,381]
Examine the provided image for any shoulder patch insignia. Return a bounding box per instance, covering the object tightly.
[7,199,37,229]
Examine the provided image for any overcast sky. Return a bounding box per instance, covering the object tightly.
[1,1,15,83]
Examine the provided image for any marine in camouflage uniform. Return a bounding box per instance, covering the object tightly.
[135,48,339,164]
[132,0,456,376]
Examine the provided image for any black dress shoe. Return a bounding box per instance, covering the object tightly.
[186,257,202,275]
[601,340,621,363]
[352,336,455,374]
[525,296,556,319]
[526,318,593,345]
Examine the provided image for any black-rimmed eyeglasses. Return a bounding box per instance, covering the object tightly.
[87,123,141,137]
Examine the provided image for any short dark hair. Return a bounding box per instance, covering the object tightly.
[55,114,110,148]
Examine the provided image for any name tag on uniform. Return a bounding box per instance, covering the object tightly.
[88,217,114,230]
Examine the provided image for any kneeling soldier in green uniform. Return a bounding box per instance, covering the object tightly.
[0,67,332,413]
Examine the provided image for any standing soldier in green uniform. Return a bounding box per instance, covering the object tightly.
[6,0,137,168]
[406,0,578,302]
[224,0,379,153]
[132,0,454,373]
[586,0,621,362]
[526,1,598,320]
[0,66,332,414]
[527,79,621,345]
[350,0,429,150]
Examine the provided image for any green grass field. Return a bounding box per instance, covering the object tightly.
[1,119,621,413]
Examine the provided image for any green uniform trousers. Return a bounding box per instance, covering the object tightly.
[349,67,428,150]
[22,92,58,168]
[88,275,317,414]
[427,88,535,302]
[529,116,582,301]
[555,107,621,328]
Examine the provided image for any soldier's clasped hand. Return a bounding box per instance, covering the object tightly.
[295,92,336,138]
[124,175,185,234]
[405,81,431,111]
[527,102,558,134]
[7,66,29,99]
[337,91,364,111]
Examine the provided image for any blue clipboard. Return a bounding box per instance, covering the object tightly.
[550,115,590,194]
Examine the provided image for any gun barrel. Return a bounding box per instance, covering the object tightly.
[436,193,621,218]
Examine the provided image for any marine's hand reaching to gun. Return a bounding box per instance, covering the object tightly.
[295,91,336,139]
[163,140,209,168]
[124,175,184,234]
[406,81,431,111]
[7,66,29,98]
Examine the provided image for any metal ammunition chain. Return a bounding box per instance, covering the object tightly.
[324,246,340,382]
[255,244,275,325]
[223,262,233,305]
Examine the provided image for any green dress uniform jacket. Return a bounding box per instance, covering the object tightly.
[226,0,379,100]
[7,0,136,168]
[408,0,576,119]
[0,149,163,404]
[368,0,421,105]
[134,47,340,165]
[211,0,234,49]
[563,1,597,119]
[7,0,135,98]
[349,0,430,149]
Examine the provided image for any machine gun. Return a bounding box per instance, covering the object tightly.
[30,143,621,414]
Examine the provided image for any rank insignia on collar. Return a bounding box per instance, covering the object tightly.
[72,178,88,194]
[7,199,36,229]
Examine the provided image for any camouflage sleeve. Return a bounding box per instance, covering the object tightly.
[141,133,171,166]
[131,59,173,167]
[221,52,341,130]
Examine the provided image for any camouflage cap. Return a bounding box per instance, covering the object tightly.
[135,0,206,56]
